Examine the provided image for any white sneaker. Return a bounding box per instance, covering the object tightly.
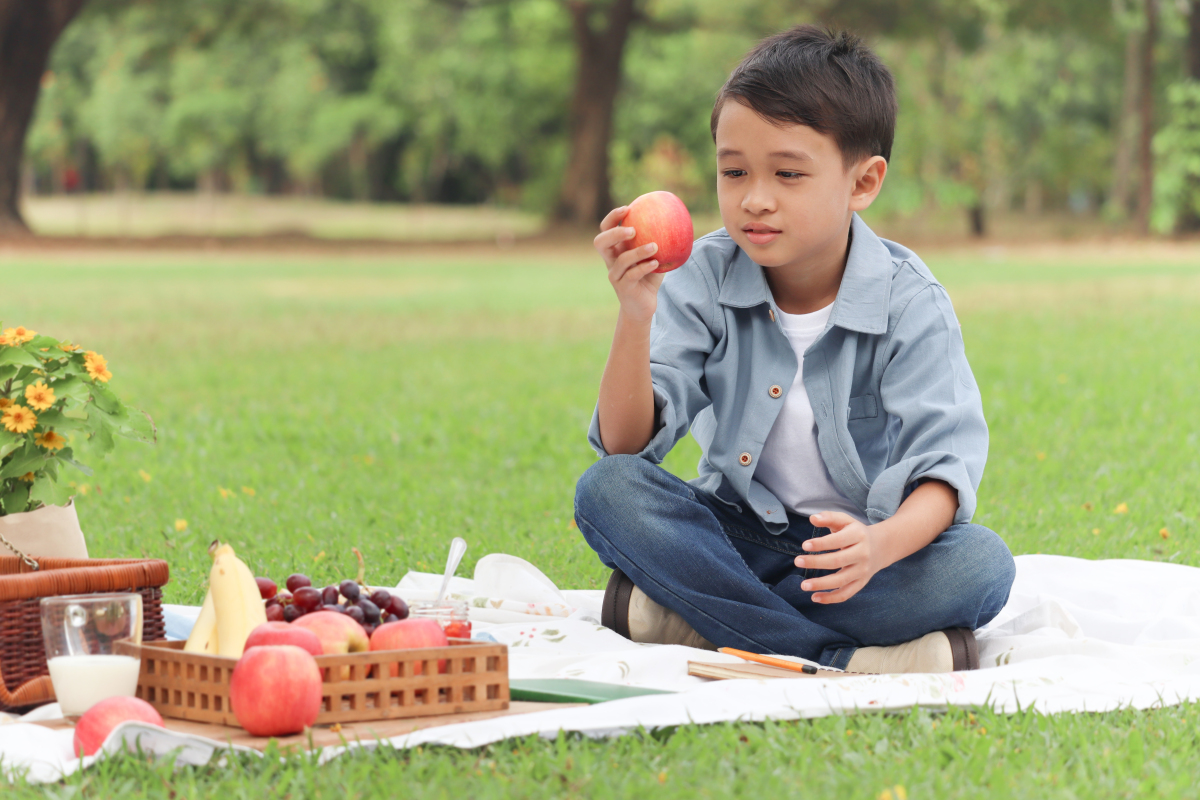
[846,628,979,674]
[601,569,717,651]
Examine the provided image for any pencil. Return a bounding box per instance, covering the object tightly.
[718,647,822,675]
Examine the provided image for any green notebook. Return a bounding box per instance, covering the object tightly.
[510,678,674,704]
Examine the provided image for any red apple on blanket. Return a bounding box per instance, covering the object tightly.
[244,621,323,657]
[73,696,165,757]
[370,618,449,676]
[230,645,322,737]
[623,190,694,273]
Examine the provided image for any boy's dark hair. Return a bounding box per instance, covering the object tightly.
[710,25,896,165]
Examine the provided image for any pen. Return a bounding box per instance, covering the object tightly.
[718,647,821,674]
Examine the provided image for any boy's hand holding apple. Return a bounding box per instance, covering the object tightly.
[593,191,695,326]
[594,206,665,326]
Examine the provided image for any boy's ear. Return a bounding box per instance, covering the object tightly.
[848,155,887,212]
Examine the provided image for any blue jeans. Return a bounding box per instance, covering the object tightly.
[574,455,1016,669]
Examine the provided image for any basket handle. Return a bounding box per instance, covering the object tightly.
[0,532,39,571]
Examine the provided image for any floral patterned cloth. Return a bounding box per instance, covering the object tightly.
[6,553,1200,783]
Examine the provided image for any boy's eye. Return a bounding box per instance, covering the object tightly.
[721,169,745,178]
[778,171,803,179]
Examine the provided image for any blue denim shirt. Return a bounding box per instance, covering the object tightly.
[587,214,987,534]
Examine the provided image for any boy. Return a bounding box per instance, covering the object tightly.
[573,26,1015,674]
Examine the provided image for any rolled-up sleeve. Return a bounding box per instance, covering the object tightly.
[587,262,719,462]
[865,285,987,525]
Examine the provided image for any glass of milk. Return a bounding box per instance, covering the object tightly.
[40,593,143,716]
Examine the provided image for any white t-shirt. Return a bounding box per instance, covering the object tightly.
[754,303,868,524]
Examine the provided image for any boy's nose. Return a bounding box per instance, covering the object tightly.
[740,182,776,215]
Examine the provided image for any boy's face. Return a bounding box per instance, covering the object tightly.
[714,100,885,273]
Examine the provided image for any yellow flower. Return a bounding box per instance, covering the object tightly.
[1113,503,1129,514]
[2,326,35,344]
[218,487,232,499]
[138,469,152,482]
[0,334,10,346]
[24,381,55,411]
[0,398,12,410]
[1092,528,1101,535]
[58,342,81,352]
[1,405,37,434]
[78,484,90,495]
[174,519,188,532]
[241,486,256,497]
[84,351,112,383]
[1160,528,1171,539]
[19,472,35,483]
[34,430,67,451]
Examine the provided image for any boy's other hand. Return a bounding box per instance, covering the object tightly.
[594,205,665,326]
[792,512,887,604]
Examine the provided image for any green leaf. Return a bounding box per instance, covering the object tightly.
[0,347,43,369]
[51,376,91,405]
[0,445,48,481]
[0,480,31,515]
[55,450,94,477]
[29,475,71,509]
[26,335,60,351]
[34,409,88,436]
[0,364,17,386]
[63,408,89,420]
[90,383,121,413]
[121,407,157,444]
[0,430,20,461]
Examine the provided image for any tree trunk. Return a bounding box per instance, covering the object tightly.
[555,0,638,226]
[1109,28,1141,221]
[1177,1,1200,232]
[967,204,985,238]
[0,0,90,235]
[1134,0,1158,237]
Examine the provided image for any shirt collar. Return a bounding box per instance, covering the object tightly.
[717,213,892,335]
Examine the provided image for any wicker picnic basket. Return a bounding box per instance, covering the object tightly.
[0,554,169,711]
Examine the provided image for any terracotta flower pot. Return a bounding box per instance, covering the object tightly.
[0,501,89,560]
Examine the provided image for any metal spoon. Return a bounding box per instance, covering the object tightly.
[435,537,468,604]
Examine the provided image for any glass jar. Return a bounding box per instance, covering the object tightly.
[408,600,472,639]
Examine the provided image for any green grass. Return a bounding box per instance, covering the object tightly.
[2,238,1199,796]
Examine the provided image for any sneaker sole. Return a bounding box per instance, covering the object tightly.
[601,568,635,640]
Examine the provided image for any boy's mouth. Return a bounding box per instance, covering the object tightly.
[742,223,782,245]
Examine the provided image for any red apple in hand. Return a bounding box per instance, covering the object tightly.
[230,645,322,737]
[370,618,449,676]
[245,621,323,657]
[73,696,165,757]
[623,190,694,273]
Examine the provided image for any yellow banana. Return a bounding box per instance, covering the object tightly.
[208,540,267,658]
[183,586,218,654]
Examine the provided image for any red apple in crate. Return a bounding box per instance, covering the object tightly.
[245,621,323,657]
[292,610,369,655]
[73,696,165,757]
[230,645,322,737]
[370,618,449,676]
[623,191,694,273]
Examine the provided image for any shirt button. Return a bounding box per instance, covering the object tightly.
[739,452,752,466]
[768,384,783,398]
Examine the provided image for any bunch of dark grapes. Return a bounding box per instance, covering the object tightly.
[257,573,409,635]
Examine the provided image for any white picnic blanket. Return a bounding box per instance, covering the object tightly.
[4,553,1200,783]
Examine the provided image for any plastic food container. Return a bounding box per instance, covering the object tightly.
[408,600,472,639]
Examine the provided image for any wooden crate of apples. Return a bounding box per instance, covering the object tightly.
[103,540,507,743]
